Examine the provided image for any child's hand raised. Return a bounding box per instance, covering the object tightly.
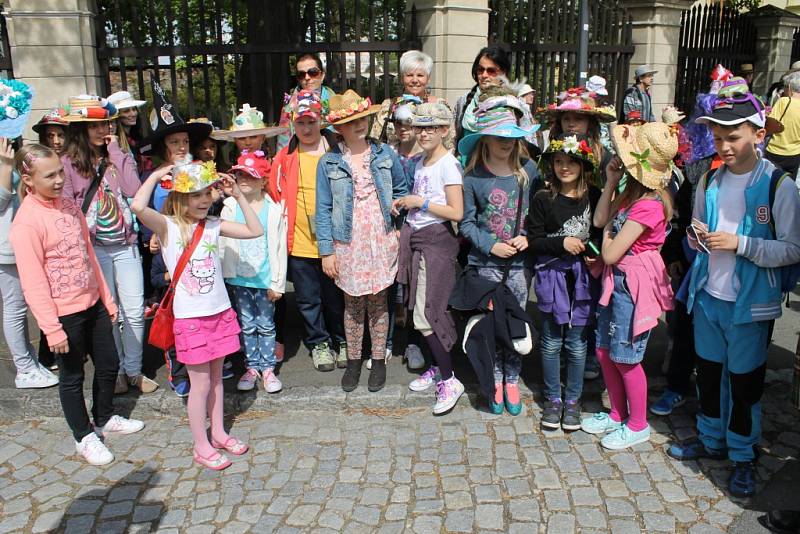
[0,137,14,167]
[150,164,175,183]
[219,173,241,199]
[605,156,624,188]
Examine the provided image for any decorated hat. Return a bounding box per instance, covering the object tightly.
[291,90,323,122]
[710,64,733,94]
[139,81,212,154]
[160,156,220,194]
[586,75,609,96]
[696,91,784,136]
[230,149,271,179]
[411,102,453,127]
[0,80,33,139]
[541,133,598,172]
[325,90,381,125]
[107,90,146,110]
[32,107,68,134]
[546,86,616,122]
[661,106,686,125]
[62,95,118,123]
[390,94,423,124]
[610,122,678,190]
[212,104,288,141]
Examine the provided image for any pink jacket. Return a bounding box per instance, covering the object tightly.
[9,195,117,346]
[599,249,674,337]
[61,141,141,244]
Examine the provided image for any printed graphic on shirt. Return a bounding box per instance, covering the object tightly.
[178,237,218,295]
[48,202,91,298]
[547,205,591,241]
[485,187,525,241]
[236,235,266,278]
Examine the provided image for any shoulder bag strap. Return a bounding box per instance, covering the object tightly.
[81,159,108,214]
[160,219,207,304]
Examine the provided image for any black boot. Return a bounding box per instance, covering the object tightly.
[341,359,362,392]
[763,510,800,533]
[368,358,386,392]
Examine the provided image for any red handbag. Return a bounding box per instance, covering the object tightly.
[148,219,207,350]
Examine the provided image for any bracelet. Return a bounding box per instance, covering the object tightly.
[421,199,430,213]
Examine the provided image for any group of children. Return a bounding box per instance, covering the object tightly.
[2,53,798,496]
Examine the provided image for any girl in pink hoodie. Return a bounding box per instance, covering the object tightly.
[10,144,148,466]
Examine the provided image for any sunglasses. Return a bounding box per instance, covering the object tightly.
[296,67,322,80]
[412,125,440,134]
[476,66,500,76]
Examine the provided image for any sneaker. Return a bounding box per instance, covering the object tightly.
[583,368,600,380]
[368,359,386,392]
[172,380,190,398]
[262,369,282,393]
[504,383,522,416]
[409,366,439,392]
[222,360,235,380]
[561,400,582,431]
[76,432,114,466]
[581,412,624,435]
[114,374,129,395]
[541,398,563,430]
[128,374,159,394]
[729,461,756,498]
[433,376,464,415]
[341,359,361,392]
[237,368,260,391]
[275,342,285,363]
[489,382,504,415]
[667,438,727,461]
[601,424,651,450]
[386,347,393,362]
[336,343,348,369]
[313,342,335,372]
[98,415,145,436]
[405,344,425,370]
[650,390,686,416]
[15,366,58,389]
[366,358,372,370]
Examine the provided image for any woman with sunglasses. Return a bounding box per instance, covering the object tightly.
[277,53,335,152]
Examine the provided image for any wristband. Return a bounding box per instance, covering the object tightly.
[421,199,430,213]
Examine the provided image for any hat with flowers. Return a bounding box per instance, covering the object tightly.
[0,80,33,138]
[291,90,323,122]
[32,107,69,134]
[542,133,598,173]
[325,90,381,125]
[160,155,220,193]
[545,85,616,123]
[610,122,678,190]
[389,94,423,124]
[230,149,271,179]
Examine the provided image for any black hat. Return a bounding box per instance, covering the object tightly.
[695,89,784,135]
[541,132,598,172]
[139,80,212,155]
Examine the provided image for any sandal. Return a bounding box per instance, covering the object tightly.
[210,436,249,456]
[193,449,231,471]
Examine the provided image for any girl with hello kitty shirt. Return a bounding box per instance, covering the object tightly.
[131,157,263,471]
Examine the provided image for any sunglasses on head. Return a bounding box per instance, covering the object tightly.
[476,66,500,76]
[296,67,322,80]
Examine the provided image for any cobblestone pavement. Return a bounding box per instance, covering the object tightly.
[0,370,797,534]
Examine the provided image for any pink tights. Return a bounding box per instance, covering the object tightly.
[596,347,648,431]
[186,358,230,457]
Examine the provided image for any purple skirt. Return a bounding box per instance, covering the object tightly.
[174,307,241,365]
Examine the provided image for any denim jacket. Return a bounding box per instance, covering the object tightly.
[315,141,409,256]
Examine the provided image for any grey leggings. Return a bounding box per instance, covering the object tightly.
[0,264,37,374]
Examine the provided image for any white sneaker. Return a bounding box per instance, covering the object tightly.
[366,358,372,370]
[76,432,114,465]
[15,366,58,389]
[405,344,425,370]
[99,415,145,436]
[433,376,465,415]
[409,366,439,392]
[237,368,260,391]
[262,369,283,393]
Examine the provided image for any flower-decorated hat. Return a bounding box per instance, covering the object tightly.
[610,122,678,190]
[62,95,118,123]
[0,80,33,138]
[32,107,69,134]
[291,90,323,122]
[325,90,381,125]
[546,86,616,123]
[542,133,598,173]
[390,94,423,124]
[230,149,271,179]
[140,81,213,154]
[160,155,220,193]
[411,102,453,127]
[212,104,288,141]
[107,90,147,110]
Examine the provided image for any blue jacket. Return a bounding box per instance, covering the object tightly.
[687,158,800,324]
[315,141,408,256]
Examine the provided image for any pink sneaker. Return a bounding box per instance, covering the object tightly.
[262,368,283,393]
[409,366,439,392]
[275,342,285,363]
[237,368,260,391]
[433,376,464,415]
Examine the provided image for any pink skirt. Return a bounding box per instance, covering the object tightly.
[174,307,241,365]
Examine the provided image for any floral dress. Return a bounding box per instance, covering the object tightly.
[333,148,399,296]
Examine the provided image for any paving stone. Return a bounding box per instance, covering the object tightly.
[285,504,320,526]
[509,498,540,522]
[445,510,475,532]
[475,484,503,503]
[412,515,442,533]
[474,504,504,530]
[544,489,571,511]
[546,513,576,534]
[575,507,607,529]
[570,486,601,506]
[132,504,163,523]
[643,512,676,532]
[608,519,641,534]
[688,524,728,534]
[444,490,473,509]
[31,511,62,533]
[64,515,94,534]
[99,501,134,519]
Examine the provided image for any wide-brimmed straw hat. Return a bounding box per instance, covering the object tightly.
[32,108,69,134]
[139,81,212,154]
[107,91,147,110]
[160,157,220,194]
[610,122,678,190]
[325,90,381,125]
[212,104,288,141]
[62,95,118,123]
[541,132,598,173]
[546,86,616,123]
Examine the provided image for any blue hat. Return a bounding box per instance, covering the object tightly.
[457,122,538,162]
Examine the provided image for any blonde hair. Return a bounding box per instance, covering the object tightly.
[464,137,530,185]
[611,177,673,222]
[15,143,59,201]
[161,190,200,245]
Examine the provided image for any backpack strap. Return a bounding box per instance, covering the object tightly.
[768,167,791,237]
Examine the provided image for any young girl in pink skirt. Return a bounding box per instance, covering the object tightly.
[132,158,263,470]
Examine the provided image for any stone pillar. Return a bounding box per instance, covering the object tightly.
[747,6,800,97]
[626,0,694,118]
[3,0,104,139]
[409,0,490,107]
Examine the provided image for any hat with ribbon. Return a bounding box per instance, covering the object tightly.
[160,155,220,194]
[610,122,678,190]
[541,132,598,173]
[107,90,147,110]
[212,104,288,141]
[32,107,69,134]
[230,149,271,179]
[0,80,33,139]
[389,94,423,124]
[139,81,212,154]
[325,90,381,125]
[411,102,453,127]
[546,86,617,122]
[62,95,118,124]
[291,90,323,122]
[695,90,784,135]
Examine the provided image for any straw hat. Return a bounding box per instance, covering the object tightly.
[546,86,617,123]
[661,106,686,125]
[212,104,288,140]
[62,95,118,123]
[32,108,69,134]
[325,90,381,125]
[139,81,212,154]
[107,91,146,110]
[610,122,678,190]
[160,157,220,194]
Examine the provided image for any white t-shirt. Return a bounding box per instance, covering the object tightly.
[161,217,231,319]
[407,152,463,230]
[705,169,749,302]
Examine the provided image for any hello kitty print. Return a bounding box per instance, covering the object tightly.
[180,254,216,295]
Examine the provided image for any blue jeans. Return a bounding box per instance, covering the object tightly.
[231,285,276,371]
[94,243,145,377]
[288,256,345,349]
[540,313,587,401]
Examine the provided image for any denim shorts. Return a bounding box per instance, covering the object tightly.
[596,270,651,364]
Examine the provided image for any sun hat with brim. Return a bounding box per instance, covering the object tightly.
[212,104,288,141]
[695,91,784,135]
[107,91,146,110]
[139,81,212,155]
[541,133,598,173]
[610,122,678,190]
[411,102,453,127]
[32,108,69,134]
[457,102,539,161]
[390,94,423,124]
[325,90,381,125]
[635,65,658,78]
[62,95,118,123]
[160,158,220,194]
[230,149,271,180]
[546,86,616,123]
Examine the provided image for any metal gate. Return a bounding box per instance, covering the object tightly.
[94,0,420,127]
[488,0,634,110]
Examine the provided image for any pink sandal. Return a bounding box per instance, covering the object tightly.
[210,436,249,456]
[193,449,231,471]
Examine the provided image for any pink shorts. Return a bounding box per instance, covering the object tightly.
[174,308,241,365]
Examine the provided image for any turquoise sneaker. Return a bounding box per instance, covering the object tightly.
[601,424,651,450]
[581,412,624,435]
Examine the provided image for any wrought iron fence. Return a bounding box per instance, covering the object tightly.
[0,14,13,79]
